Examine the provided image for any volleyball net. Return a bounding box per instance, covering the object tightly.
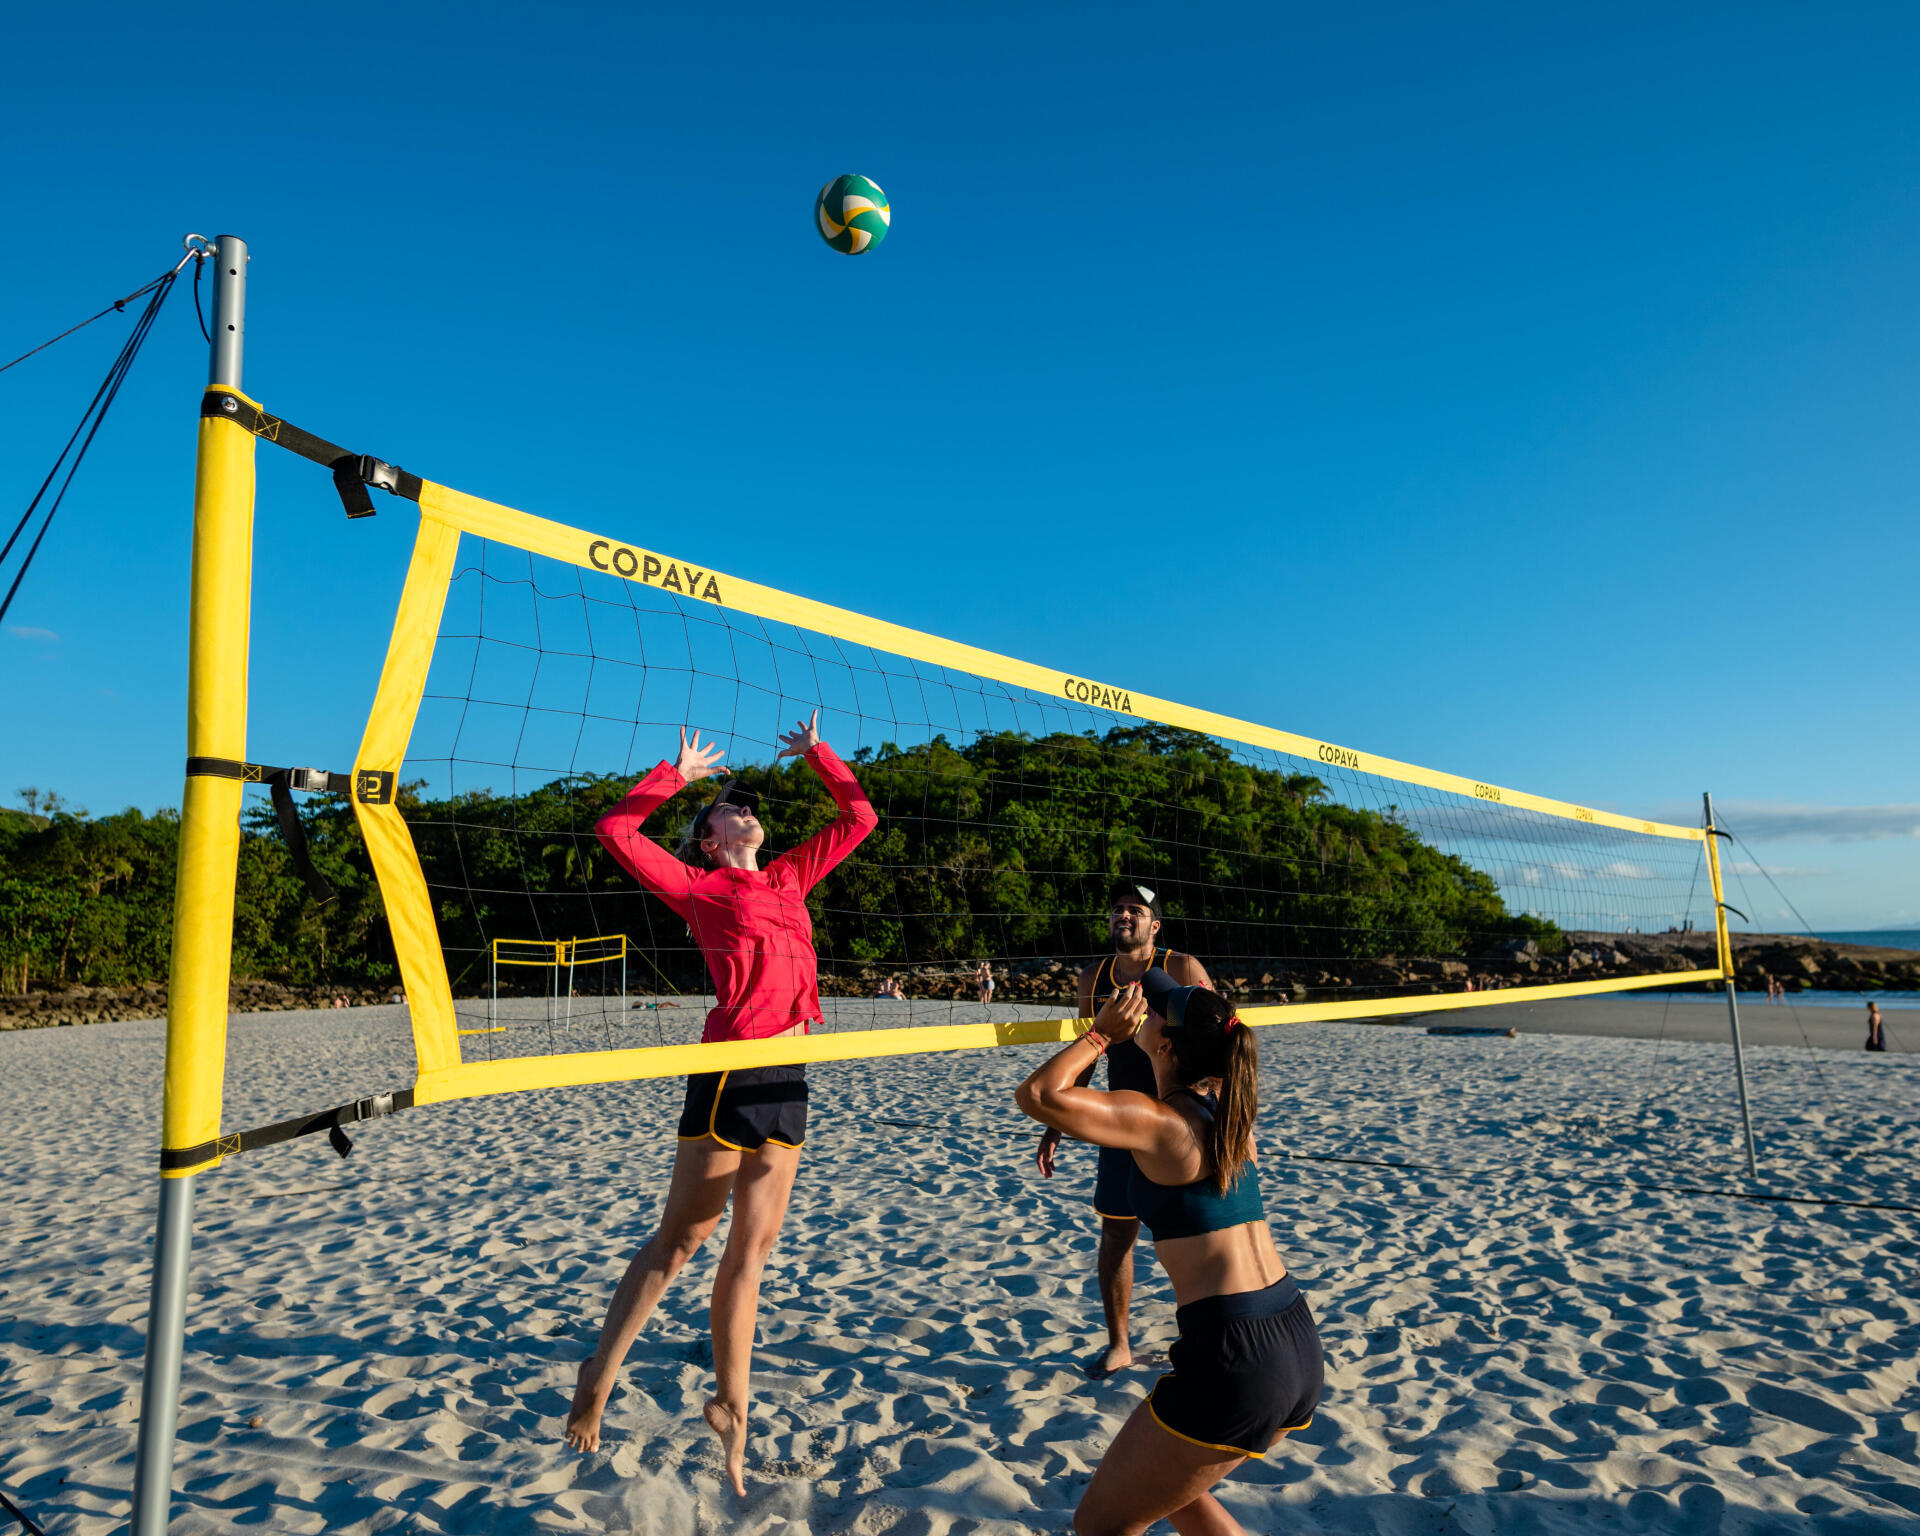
[165,387,1727,1172]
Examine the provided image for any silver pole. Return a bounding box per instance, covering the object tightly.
[133,233,248,1536]
[1705,793,1759,1178]
[130,1178,195,1535]
[208,234,247,387]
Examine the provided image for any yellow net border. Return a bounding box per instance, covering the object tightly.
[333,470,1718,1110]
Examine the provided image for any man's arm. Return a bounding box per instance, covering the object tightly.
[1035,961,1102,1177]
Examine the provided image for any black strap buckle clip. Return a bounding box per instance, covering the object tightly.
[359,456,407,497]
[285,766,348,795]
[330,454,412,520]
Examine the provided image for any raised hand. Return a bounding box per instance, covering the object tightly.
[1093,981,1148,1043]
[674,726,728,783]
[776,708,822,759]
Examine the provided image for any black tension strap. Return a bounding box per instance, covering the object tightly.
[186,756,350,904]
[158,1088,417,1172]
[200,390,422,518]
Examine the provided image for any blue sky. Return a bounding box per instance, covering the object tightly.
[2,2,1915,929]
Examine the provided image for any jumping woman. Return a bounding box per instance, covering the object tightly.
[564,712,876,1494]
[1016,971,1323,1536]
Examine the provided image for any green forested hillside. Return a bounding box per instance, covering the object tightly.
[0,728,1556,995]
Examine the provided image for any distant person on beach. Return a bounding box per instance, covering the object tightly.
[1034,880,1212,1379]
[977,960,995,1006]
[1866,1001,1887,1052]
[567,714,876,1494]
[1017,971,1321,1536]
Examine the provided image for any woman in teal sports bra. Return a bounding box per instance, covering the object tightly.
[1015,970,1323,1536]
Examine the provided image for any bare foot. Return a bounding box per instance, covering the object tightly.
[703,1398,748,1496]
[1085,1341,1133,1380]
[564,1355,614,1452]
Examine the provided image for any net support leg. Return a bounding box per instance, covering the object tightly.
[130,1174,195,1535]
[1723,985,1759,1178]
[1703,792,1759,1178]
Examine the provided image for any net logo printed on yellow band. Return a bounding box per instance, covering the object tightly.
[586,539,725,604]
[355,770,396,805]
[1063,676,1134,713]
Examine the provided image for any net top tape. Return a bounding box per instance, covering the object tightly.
[413,480,1702,843]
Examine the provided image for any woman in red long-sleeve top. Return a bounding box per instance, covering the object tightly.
[564,711,876,1492]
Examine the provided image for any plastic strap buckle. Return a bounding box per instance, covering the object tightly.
[286,766,352,795]
[359,457,405,497]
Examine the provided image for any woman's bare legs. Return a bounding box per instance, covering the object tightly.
[702,1139,802,1495]
[1071,1397,1255,1536]
[564,1138,741,1452]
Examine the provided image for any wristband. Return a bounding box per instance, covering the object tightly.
[1082,1029,1109,1056]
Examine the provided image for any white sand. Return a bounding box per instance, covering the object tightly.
[3,1003,1918,1534]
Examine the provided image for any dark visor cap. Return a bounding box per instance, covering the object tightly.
[691,781,759,841]
[1138,966,1199,1027]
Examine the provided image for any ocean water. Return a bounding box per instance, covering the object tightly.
[1814,928,1920,952]
[1664,990,1920,1010]
[1649,929,1920,1007]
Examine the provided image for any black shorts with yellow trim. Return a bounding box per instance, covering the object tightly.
[1094,1144,1137,1221]
[677,1065,807,1152]
[1146,1276,1322,1459]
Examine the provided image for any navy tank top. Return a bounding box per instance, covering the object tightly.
[1127,1088,1266,1241]
[1092,947,1169,1096]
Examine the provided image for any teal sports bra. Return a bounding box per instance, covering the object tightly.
[1126,1089,1265,1241]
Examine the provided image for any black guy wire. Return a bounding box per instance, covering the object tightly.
[0,264,176,376]
[0,1485,48,1536]
[869,1113,1920,1218]
[193,250,212,344]
[1274,1146,1920,1217]
[1726,823,1911,1057]
[0,266,180,631]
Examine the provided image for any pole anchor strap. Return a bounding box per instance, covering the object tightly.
[158,1088,417,1172]
[184,756,351,903]
[200,389,421,517]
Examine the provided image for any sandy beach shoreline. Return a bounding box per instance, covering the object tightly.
[3,999,1917,1533]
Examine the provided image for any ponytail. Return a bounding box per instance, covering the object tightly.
[1206,1022,1258,1194]
[1164,988,1258,1193]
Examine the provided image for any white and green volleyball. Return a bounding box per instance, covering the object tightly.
[815,173,890,255]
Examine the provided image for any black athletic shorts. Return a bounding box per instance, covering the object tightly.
[1094,1144,1137,1220]
[1147,1276,1323,1458]
[677,1065,807,1152]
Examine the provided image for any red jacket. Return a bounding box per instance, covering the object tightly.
[595,743,877,1042]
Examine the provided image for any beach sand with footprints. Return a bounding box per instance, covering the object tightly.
[3,995,1917,1533]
